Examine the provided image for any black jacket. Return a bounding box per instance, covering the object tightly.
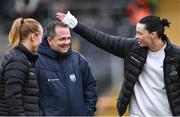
[0,44,39,116]
[73,22,180,116]
[35,39,97,116]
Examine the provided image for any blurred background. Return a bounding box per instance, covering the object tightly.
[0,0,180,116]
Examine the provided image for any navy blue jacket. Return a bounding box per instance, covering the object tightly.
[35,39,97,116]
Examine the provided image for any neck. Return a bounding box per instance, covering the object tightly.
[148,38,165,52]
[21,41,34,53]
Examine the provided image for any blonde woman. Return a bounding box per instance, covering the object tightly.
[0,17,43,116]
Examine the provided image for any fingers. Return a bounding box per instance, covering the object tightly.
[56,12,64,16]
[56,12,65,21]
[56,15,62,20]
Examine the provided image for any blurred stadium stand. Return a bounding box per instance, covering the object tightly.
[2,0,180,116]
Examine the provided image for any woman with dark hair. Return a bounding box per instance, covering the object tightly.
[0,17,43,116]
[56,12,180,116]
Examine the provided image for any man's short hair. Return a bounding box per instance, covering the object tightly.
[45,20,69,38]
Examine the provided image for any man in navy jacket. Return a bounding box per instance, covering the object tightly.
[35,21,97,116]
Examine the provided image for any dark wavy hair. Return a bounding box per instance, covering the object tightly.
[139,16,170,39]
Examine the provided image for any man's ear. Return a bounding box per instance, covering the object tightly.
[47,37,53,45]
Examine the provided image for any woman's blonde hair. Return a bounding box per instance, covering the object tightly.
[8,17,42,48]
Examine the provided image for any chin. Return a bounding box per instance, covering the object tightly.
[139,44,146,47]
[61,50,68,53]
[64,51,69,53]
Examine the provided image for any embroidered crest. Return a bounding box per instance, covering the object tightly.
[69,74,76,82]
[169,66,178,77]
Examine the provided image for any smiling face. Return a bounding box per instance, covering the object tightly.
[47,26,71,53]
[135,23,153,48]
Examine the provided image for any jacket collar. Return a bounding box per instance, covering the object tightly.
[162,34,173,53]
[15,43,38,62]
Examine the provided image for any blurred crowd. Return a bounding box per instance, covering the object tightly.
[0,0,159,95]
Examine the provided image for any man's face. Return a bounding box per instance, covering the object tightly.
[48,26,71,53]
[135,23,152,48]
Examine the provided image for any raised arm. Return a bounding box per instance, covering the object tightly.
[56,11,136,58]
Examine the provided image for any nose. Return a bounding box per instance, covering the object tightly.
[64,39,71,44]
[135,34,139,39]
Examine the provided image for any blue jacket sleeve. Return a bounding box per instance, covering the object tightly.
[80,58,97,116]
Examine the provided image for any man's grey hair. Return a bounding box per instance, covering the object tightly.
[45,21,69,38]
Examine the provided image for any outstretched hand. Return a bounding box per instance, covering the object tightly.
[55,11,78,29]
[56,12,66,21]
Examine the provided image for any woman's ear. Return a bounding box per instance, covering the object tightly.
[151,32,158,39]
[31,33,37,41]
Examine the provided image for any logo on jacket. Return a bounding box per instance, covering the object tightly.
[48,79,60,82]
[130,56,140,64]
[69,74,76,82]
[29,72,35,76]
[169,65,178,77]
